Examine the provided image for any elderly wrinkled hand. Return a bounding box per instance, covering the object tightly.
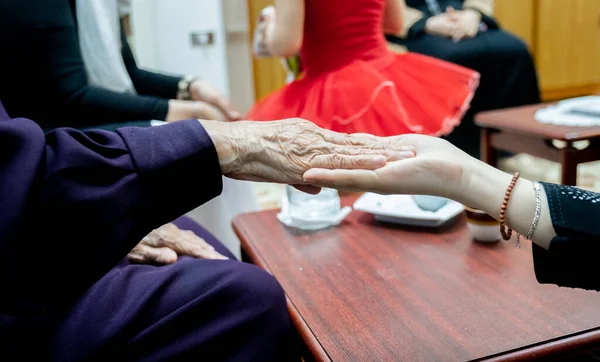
[200,118,415,193]
[128,223,227,265]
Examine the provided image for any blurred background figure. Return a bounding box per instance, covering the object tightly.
[246,0,479,139]
[0,0,257,257]
[0,0,240,132]
[385,0,541,158]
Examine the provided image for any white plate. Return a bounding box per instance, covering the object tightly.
[353,193,464,227]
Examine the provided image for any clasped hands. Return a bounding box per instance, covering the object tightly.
[425,7,482,42]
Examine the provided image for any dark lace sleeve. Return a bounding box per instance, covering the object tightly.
[532,182,600,291]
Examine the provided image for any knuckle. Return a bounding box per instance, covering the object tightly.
[129,246,142,255]
[354,156,367,168]
[141,248,154,259]
[342,133,353,146]
[183,230,196,239]
[161,236,177,248]
[329,153,344,169]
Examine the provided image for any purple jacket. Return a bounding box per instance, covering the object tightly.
[0,102,222,313]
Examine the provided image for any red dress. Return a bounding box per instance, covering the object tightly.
[246,0,480,137]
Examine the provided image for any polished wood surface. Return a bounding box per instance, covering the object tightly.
[476,103,600,185]
[233,197,600,361]
[475,103,600,141]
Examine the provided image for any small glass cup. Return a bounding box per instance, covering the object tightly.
[286,186,341,230]
[464,206,501,243]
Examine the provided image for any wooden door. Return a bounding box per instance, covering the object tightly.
[536,0,600,99]
[247,0,287,101]
[493,0,535,51]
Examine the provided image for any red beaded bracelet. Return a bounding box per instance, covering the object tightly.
[500,172,520,244]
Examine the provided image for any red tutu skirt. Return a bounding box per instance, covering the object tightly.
[245,52,480,137]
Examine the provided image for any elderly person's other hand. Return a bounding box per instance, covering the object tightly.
[128,223,227,265]
[200,118,415,193]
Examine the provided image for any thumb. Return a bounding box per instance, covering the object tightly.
[446,6,455,12]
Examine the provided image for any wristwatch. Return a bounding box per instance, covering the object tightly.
[177,75,197,100]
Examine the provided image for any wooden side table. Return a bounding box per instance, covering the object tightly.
[475,104,600,185]
[233,196,600,361]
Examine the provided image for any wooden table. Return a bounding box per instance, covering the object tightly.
[475,103,600,186]
[233,197,600,361]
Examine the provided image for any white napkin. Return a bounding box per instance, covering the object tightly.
[277,193,352,231]
[535,96,600,126]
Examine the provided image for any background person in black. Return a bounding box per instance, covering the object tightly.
[386,0,541,158]
[0,0,240,131]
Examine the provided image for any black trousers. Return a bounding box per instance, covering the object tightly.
[387,29,541,158]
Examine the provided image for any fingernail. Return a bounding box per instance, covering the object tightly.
[373,155,386,167]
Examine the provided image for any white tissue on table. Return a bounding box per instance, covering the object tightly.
[535,96,600,127]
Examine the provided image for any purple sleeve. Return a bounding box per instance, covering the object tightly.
[0,110,222,312]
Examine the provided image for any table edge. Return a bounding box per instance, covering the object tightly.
[233,215,600,361]
[232,218,332,362]
[474,327,600,361]
[475,114,600,142]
